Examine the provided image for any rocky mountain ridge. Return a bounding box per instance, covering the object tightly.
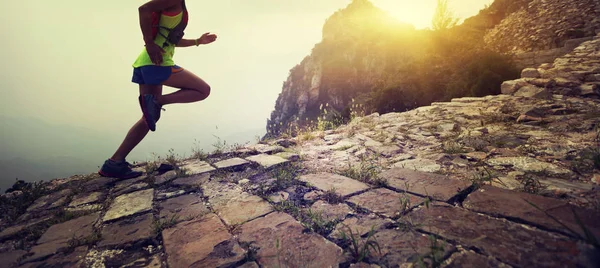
[266,0,600,138]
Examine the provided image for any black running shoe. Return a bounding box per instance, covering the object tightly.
[98,159,143,179]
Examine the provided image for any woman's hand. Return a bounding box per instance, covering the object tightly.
[146,42,165,65]
[197,32,217,45]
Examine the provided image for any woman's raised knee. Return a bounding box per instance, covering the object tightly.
[198,84,211,100]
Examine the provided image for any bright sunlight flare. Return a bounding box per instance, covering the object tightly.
[372,0,493,29]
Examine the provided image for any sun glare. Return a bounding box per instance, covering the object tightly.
[371,0,493,29]
[372,0,436,29]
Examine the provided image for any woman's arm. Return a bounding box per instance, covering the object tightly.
[176,39,200,47]
[176,33,218,47]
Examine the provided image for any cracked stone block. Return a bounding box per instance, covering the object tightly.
[245,154,289,169]
[380,168,470,201]
[26,189,72,212]
[25,213,98,263]
[408,204,598,267]
[348,188,424,218]
[443,250,512,268]
[392,158,441,173]
[371,229,455,267]
[203,181,273,225]
[99,213,154,248]
[103,189,154,222]
[309,200,353,221]
[162,214,245,268]
[0,250,27,267]
[68,192,104,208]
[275,152,300,161]
[463,185,600,239]
[331,215,393,239]
[172,173,210,188]
[237,212,345,267]
[158,194,210,223]
[298,173,370,197]
[486,157,575,179]
[179,159,216,175]
[214,158,251,170]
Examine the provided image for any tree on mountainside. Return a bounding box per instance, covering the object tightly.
[432,0,459,30]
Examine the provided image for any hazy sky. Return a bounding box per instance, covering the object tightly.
[1,0,492,164]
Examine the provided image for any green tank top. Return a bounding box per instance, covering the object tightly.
[132,12,183,67]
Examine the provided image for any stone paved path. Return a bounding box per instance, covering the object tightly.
[1,30,600,268]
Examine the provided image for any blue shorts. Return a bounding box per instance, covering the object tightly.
[132,65,184,85]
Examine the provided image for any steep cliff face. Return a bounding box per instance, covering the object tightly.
[267,0,419,137]
[484,0,600,53]
[267,0,599,138]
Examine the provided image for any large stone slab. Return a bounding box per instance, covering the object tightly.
[463,185,600,239]
[392,158,441,173]
[0,217,53,241]
[112,177,149,196]
[68,192,104,208]
[172,173,210,188]
[248,144,285,154]
[38,213,99,245]
[443,250,511,268]
[237,212,345,267]
[162,214,245,268]
[298,173,370,197]
[0,250,27,268]
[103,189,154,222]
[331,216,393,239]
[487,157,575,179]
[309,200,353,221]
[213,158,251,170]
[26,189,72,212]
[275,152,300,161]
[408,204,598,267]
[203,181,273,225]
[245,154,289,169]
[370,229,455,267]
[158,194,210,223]
[348,188,424,218]
[82,177,119,192]
[179,159,216,175]
[380,168,470,201]
[154,170,178,185]
[26,213,98,263]
[22,246,88,268]
[98,213,154,248]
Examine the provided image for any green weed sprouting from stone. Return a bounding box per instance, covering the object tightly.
[67,229,102,249]
[165,148,180,167]
[520,175,543,194]
[338,156,387,187]
[144,153,161,174]
[349,98,367,122]
[191,139,208,161]
[317,103,344,131]
[211,135,228,155]
[470,166,505,188]
[524,199,599,249]
[322,187,343,204]
[338,224,381,263]
[272,200,300,218]
[175,167,190,178]
[152,214,180,236]
[415,235,447,268]
[301,208,337,236]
